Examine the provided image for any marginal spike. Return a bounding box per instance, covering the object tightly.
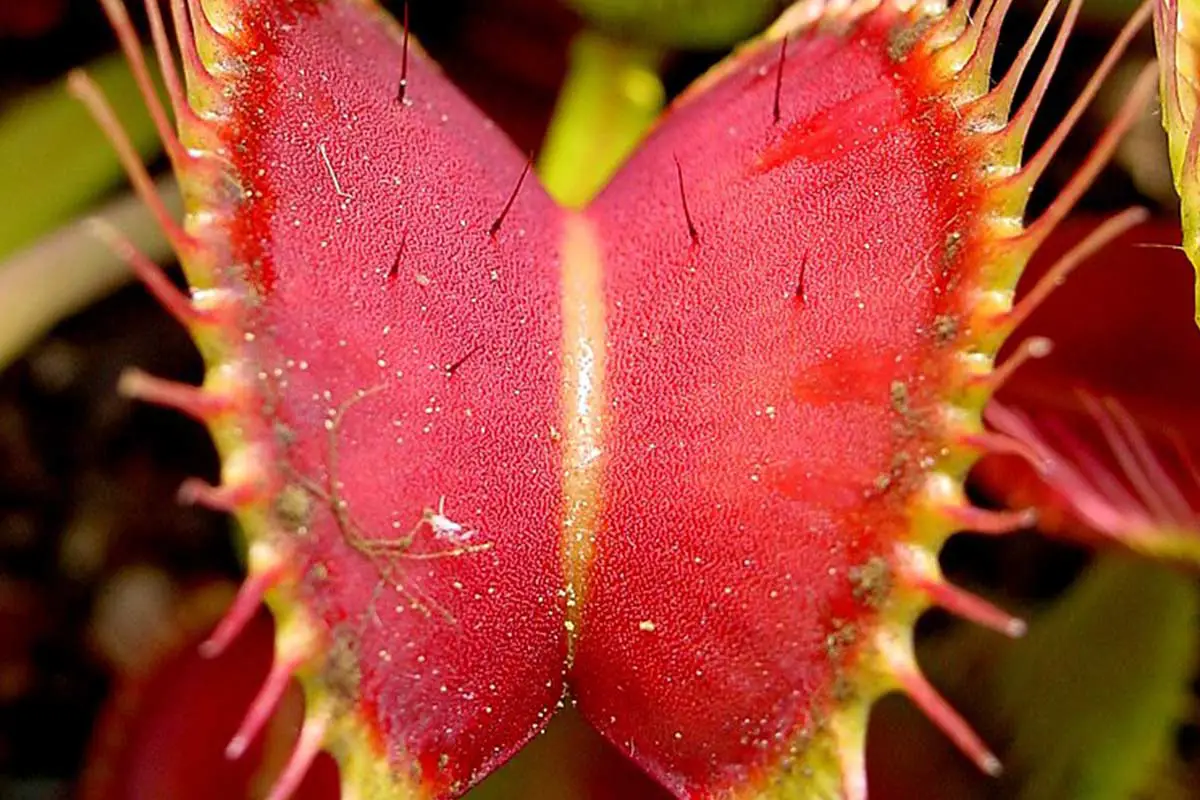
[946,503,1037,534]
[227,654,301,759]
[992,0,1083,166]
[975,336,1053,394]
[397,1,411,103]
[1001,208,1149,334]
[1005,3,1155,217]
[175,0,225,100]
[118,368,231,420]
[949,0,999,82]
[964,0,1062,126]
[1047,415,1147,513]
[1083,395,1196,525]
[673,155,699,246]
[916,577,1027,637]
[489,153,533,239]
[265,708,330,800]
[962,0,1015,88]
[894,543,1027,636]
[83,218,205,325]
[97,0,188,168]
[178,477,260,512]
[772,34,787,125]
[985,403,1143,534]
[201,559,283,658]
[879,633,1002,777]
[142,0,203,133]
[962,430,1046,470]
[67,71,192,251]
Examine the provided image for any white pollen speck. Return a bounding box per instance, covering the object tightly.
[638,620,656,632]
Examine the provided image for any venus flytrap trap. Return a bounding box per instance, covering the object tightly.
[1154,0,1200,326]
[68,0,1165,798]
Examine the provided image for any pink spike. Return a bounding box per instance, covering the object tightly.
[1002,208,1149,334]
[1082,395,1195,526]
[1017,62,1156,251]
[67,71,192,252]
[1044,416,1146,518]
[142,0,203,133]
[1103,399,1195,524]
[969,0,1062,124]
[926,0,973,52]
[913,576,1027,637]
[997,0,1082,156]
[84,218,206,325]
[227,654,301,759]
[97,0,188,169]
[986,404,1149,535]
[178,477,260,512]
[175,0,225,101]
[265,710,329,800]
[894,662,1002,777]
[976,336,1052,394]
[947,503,1036,534]
[201,566,282,658]
[953,0,1000,78]
[118,368,230,420]
[962,430,1047,471]
[962,0,1015,84]
[1008,2,1155,212]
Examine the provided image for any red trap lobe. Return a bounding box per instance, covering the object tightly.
[76,0,1161,798]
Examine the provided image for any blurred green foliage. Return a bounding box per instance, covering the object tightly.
[564,0,781,48]
[0,49,161,260]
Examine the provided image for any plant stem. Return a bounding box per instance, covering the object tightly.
[537,29,665,208]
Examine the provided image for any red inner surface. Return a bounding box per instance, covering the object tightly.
[209,0,999,796]
[576,10,987,795]
[223,2,568,793]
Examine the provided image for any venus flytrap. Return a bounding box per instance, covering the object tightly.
[71,1,1165,798]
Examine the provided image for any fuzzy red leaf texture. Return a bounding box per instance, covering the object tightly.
[71,0,1160,798]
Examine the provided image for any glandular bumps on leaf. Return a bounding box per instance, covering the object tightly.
[82,0,1159,798]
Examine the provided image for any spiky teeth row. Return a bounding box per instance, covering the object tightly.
[74,0,1165,798]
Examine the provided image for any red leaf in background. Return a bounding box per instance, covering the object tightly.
[977,218,1200,547]
[0,0,67,38]
[81,593,339,800]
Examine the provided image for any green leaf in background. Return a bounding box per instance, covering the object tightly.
[0,48,162,259]
[918,553,1199,800]
[565,0,783,49]
[994,554,1198,800]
